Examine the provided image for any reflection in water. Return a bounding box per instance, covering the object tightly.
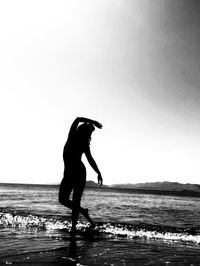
[69,236,77,260]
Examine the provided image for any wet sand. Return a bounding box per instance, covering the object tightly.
[2,233,200,266]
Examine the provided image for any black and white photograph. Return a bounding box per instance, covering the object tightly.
[1,0,200,265]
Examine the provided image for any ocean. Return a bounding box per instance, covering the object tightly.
[0,183,200,265]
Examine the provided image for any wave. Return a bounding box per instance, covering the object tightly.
[1,211,200,245]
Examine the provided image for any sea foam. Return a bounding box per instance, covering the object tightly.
[1,212,200,245]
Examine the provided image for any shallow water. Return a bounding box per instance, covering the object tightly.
[1,183,200,265]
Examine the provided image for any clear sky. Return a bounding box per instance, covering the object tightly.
[1,0,200,185]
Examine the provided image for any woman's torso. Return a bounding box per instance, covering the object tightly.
[63,135,87,169]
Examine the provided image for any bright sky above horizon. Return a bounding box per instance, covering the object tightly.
[1,0,200,185]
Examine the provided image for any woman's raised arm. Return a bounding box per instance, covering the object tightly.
[69,117,102,132]
[68,117,102,139]
[68,117,80,138]
[78,117,102,128]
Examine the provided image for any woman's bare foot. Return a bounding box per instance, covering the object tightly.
[82,208,95,227]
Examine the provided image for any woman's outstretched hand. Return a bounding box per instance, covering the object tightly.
[97,173,103,187]
[93,121,103,129]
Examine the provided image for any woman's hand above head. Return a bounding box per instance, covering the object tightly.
[93,121,103,129]
[97,173,103,187]
[76,117,102,129]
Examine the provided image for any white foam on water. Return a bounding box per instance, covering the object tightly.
[99,223,200,245]
[0,212,70,230]
[1,212,200,245]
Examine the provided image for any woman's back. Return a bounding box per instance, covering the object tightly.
[63,132,87,166]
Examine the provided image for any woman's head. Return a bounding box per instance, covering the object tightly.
[77,123,95,145]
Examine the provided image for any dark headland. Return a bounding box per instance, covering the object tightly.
[85,180,200,198]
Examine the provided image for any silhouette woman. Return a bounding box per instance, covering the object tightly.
[59,117,103,235]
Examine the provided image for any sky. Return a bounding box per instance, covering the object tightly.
[1,0,200,185]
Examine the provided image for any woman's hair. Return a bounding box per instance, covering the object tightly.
[77,123,95,146]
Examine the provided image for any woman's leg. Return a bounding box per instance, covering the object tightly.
[59,167,94,234]
[71,182,84,232]
[58,177,74,208]
[71,179,95,231]
[59,177,93,222]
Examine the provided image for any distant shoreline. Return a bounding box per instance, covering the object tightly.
[0,182,59,187]
[1,182,200,198]
[106,187,200,198]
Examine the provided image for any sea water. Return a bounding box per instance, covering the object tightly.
[1,183,200,265]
